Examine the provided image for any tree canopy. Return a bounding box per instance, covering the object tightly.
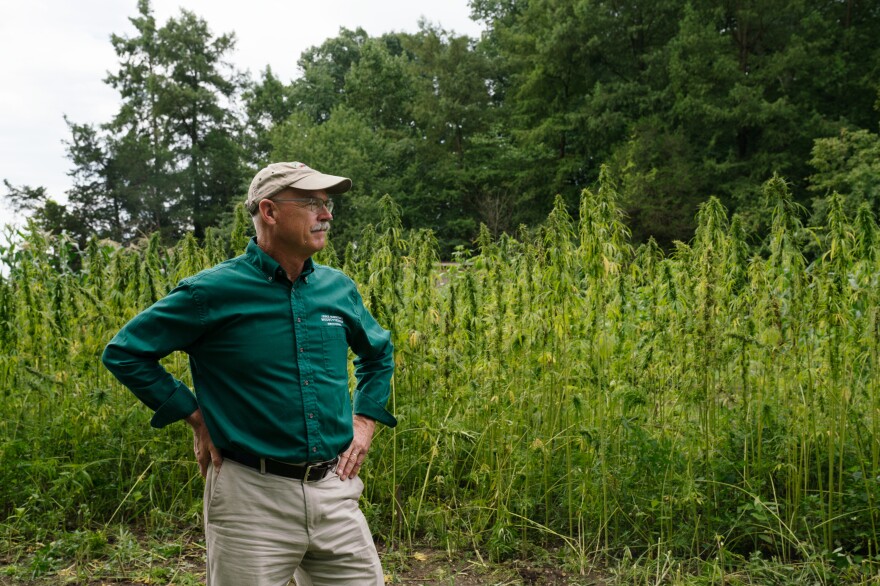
[5,0,880,256]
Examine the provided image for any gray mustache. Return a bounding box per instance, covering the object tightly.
[311,222,331,232]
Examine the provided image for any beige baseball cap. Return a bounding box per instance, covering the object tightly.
[246,162,352,213]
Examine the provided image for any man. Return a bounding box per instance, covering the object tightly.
[102,161,396,585]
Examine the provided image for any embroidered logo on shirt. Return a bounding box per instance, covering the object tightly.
[321,314,344,327]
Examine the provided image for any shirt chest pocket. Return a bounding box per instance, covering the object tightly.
[321,327,349,377]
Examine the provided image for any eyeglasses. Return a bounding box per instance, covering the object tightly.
[271,197,334,213]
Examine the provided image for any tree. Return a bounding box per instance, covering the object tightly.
[99,0,175,239]
[278,26,494,255]
[809,127,880,222]
[2,181,50,216]
[63,119,130,241]
[270,107,392,246]
[242,67,297,164]
[471,0,880,246]
[64,0,247,243]
[394,25,495,250]
[608,118,704,248]
[290,27,370,123]
[660,0,880,231]
[344,38,417,132]
[1,181,86,237]
[405,25,491,160]
[471,0,683,230]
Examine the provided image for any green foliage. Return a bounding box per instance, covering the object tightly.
[290,27,370,123]
[1,181,87,238]
[241,66,298,162]
[344,38,416,131]
[477,0,880,244]
[270,107,390,245]
[809,127,880,224]
[659,0,880,230]
[55,0,247,244]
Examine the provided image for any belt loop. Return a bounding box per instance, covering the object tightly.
[259,458,266,475]
[304,464,313,482]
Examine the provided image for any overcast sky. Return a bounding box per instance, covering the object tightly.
[0,0,484,227]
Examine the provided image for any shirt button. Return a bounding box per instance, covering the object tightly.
[304,381,310,386]
[299,347,304,352]
[297,318,302,323]
[312,447,317,453]
[309,413,314,419]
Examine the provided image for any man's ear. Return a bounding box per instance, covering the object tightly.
[259,200,277,224]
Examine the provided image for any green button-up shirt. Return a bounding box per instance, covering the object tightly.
[102,238,396,463]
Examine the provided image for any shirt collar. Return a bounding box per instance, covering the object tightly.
[245,237,316,283]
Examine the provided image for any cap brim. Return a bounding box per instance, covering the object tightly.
[293,173,352,194]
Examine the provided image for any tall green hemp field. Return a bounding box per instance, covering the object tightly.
[1,173,878,583]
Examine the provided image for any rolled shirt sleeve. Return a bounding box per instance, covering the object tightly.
[102,283,204,428]
[349,288,397,427]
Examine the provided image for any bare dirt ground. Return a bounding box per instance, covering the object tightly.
[377,547,601,585]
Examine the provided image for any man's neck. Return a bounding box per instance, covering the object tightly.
[257,240,307,283]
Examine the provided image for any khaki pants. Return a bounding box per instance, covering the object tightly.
[204,459,384,586]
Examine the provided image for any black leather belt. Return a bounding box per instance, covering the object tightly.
[222,450,338,482]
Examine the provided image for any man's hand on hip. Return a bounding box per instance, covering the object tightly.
[185,409,222,478]
[337,415,376,481]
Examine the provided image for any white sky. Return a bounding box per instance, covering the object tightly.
[0,0,484,227]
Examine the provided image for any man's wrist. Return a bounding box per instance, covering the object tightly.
[185,409,203,427]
